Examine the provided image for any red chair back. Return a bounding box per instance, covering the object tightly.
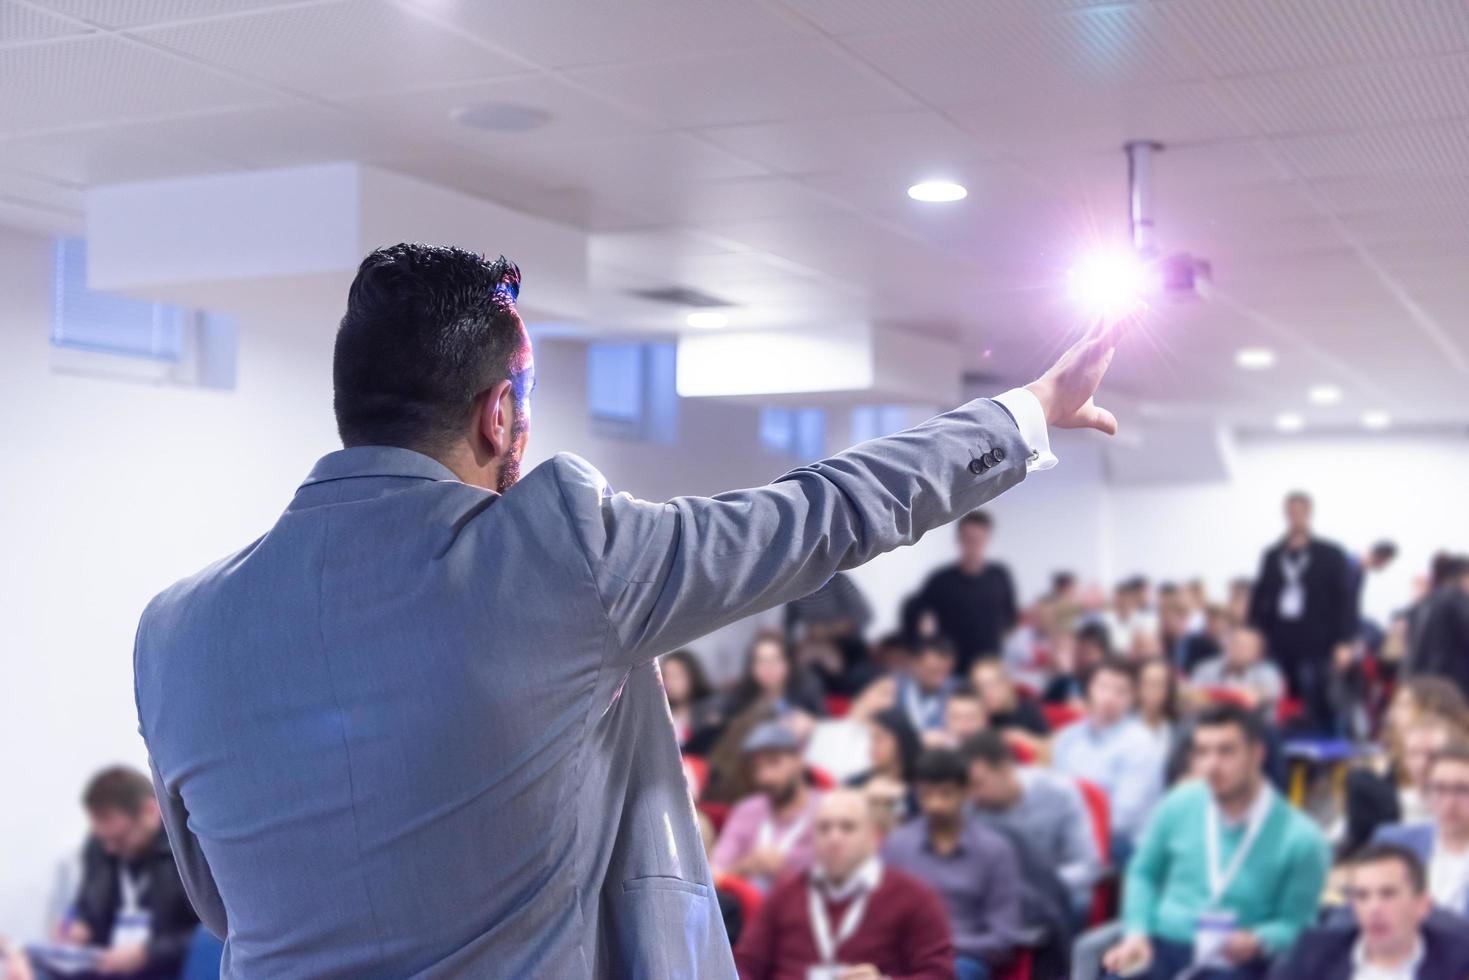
[995,948,1033,980]
[714,872,764,927]
[1041,702,1085,731]
[807,766,837,790]
[1003,731,1037,765]
[825,694,851,718]
[1075,777,1114,924]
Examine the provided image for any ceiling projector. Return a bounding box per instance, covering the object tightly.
[1127,140,1212,304]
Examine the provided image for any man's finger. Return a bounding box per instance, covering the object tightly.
[1074,403,1118,436]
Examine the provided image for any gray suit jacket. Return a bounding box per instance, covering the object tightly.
[133,397,1031,978]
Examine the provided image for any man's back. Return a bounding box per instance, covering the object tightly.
[134,449,719,978]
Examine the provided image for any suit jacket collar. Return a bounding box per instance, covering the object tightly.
[299,446,462,489]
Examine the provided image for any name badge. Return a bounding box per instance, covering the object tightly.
[1193,909,1237,966]
[807,966,847,980]
[111,910,152,949]
[1278,583,1305,621]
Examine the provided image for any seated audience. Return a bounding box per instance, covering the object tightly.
[1137,657,1181,761]
[1100,576,1158,659]
[969,659,1050,738]
[962,730,1102,918]
[1052,658,1165,856]
[1190,626,1285,721]
[14,767,202,980]
[734,789,955,980]
[1375,741,1469,917]
[929,687,988,750]
[712,722,824,892]
[1160,589,1220,676]
[847,709,922,832]
[661,648,716,748]
[784,569,872,646]
[1043,622,1110,706]
[1268,843,1469,980]
[805,676,896,785]
[1102,705,1330,980]
[883,750,1022,980]
[1407,555,1469,700]
[896,637,960,734]
[900,509,1018,673]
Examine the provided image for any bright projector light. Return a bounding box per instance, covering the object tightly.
[1067,250,1148,319]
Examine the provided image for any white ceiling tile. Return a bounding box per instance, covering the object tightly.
[0,0,92,44]
[1160,0,1469,78]
[0,34,281,136]
[1274,119,1469,179]
[30,0,325,29]
[97,103,395,169]
[1226,54,1469,136]
[405,0,811,70]
[948,82,1244,158]
[844,4,1202,107]
[0,125,240,183]
[787,0,1149,38]
[136,0,530,99]
[648,176,843,224]
[564,41,917,128]
[699,110,989,176]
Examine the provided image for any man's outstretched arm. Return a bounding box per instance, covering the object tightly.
[556,317,1130,668]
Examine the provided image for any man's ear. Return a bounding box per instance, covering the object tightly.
[478,380,516,456]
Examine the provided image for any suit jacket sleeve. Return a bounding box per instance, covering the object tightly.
[148,756,229,940]
[552,397,1033,669]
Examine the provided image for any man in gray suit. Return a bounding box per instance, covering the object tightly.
[133,244,1128,978]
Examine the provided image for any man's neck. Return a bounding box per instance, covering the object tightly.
[1286,531,1310,550]
[959,559,985,576]
[1217,775,1265,822]
[1364,935,1420,971]
[927,816,962,854]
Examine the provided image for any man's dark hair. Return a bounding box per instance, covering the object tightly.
[1051,571,1076,593]
[947,684,981,703]
[960,730,1015,769]
[1352,842,1427,894]
[1085,655,1136,689]
[958,510,993,531]
[1075,621,1113,656]
[82,766,154,817]
[912,748,969,787]
[1285,490,1312,508]
[1195,702,1267,747]
[913,636,957,660]
[333,244,526,454]
[1370,540,1398,564]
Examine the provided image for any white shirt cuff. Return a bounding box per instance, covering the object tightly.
[993,387,1058,472]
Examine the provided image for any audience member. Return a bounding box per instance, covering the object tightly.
[963,730,1102,917]
[930,687,988,750]
[805,676,895,785]
[1268,843,1469,980]
[734,788,955,980]
[847,709,922,832]
[1375,742,1469,917]
[19,767,202,980]
[1052,658,1164,856]
[661,648,716,748]
[901,510,1018,672]
[712,722,823,892]
[1352,540,1401,647]
[1043,622,1111,706]
[896,638,959,734]
[883,750,1023,980]
[1137,658,1181,760]
[1100,576,1158,659]
[784,570,873,645]
[1190,626,1286,720]
[1102,705,1330,980]
[970,659,1050,739]
[1161,590,1217,676]
[1248,490,1356,734]
[1406,555,1469,701]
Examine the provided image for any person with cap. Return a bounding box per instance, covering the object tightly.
[712,721,824,892]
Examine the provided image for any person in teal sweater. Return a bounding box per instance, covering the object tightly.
[1103,704,1330,980]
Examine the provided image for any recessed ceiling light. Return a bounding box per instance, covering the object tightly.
[451,102,552,133]
[1236,347,1275,370]
[1362,410,1392,431]
[1275,412,1305,433]
[907,180,967,203]
[685,311,728,329]
[1308,384,1342,405]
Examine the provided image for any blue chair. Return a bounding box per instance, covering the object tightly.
[180,927,224,980]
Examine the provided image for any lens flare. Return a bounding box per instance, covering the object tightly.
[1067,250,1149,319]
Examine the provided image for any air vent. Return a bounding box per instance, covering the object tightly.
[628,286,734,309]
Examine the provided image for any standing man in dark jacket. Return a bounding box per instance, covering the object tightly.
[52,767,200,979]
[1248,491,1356,734]
[902,511,1018,674]
[1408,556,1469,700]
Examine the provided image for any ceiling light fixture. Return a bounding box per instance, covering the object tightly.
[451,102,552,133]
[1275,412,1305,433]
[1236,347,1275,370]
[1362,410,1392,431]
[1308,384,1342,405]
[685,311,728,329]
[907,180,967,203]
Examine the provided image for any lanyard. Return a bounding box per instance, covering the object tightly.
[118,867,149,914]
[807,862,879,962]
[903,680,943,730]
[757,806,812,854]
[1205,788,1272,904]
[1280,550,1310,585]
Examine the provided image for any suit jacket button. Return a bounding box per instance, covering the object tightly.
[968,458,986,475]
[991,447,1006,463]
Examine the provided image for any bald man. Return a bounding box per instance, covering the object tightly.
[735,789,955,979]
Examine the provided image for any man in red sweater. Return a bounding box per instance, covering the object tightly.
[735,788,956,980]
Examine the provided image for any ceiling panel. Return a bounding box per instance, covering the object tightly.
[1160,0,1469,78]
[786,0,1150,38]
[0,124,240,183]
[30,0,325,29]
[1226,54,1469,135]
[698,110,989,177]
[0,34,281,136]
[405,0,811,70]
[844,4,1202,107]
[0,0,92,44]
[137,0,531,99]
[1273,119,1469,179]
[565,41,917,127]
